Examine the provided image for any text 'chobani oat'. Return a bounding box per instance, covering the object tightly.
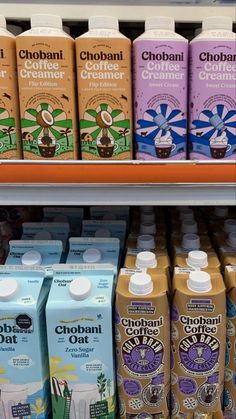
[0,15,21,159]
[16,14,78,160]
[76,16,133,160]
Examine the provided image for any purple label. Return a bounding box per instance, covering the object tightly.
[171,303,179,322]
[189,40,236,160]
[179,333,220,374]
[133,39,188,160]
[115,307,120,324]
[178,377,197,395]
[122,335,163,376]
[123,379,141,396]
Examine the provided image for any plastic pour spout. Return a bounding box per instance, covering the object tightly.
[136,251,157,269]
[0,278,18,301]
[82,248,102,263]
[69,277,92,301]
[94,228,111,238]
[21,250,42,266]
[187,271,212,293]
[224,219,236,234]
[137,234,155,251]
[186,250,208,269]
[34,230,52,240]
[182,234,200,251]
[227,232,236,248]
[129,272,153,295]
[140,222,157,235]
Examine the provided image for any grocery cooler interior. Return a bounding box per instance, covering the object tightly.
[0,0,235,418]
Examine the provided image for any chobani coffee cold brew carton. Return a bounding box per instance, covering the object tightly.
[16,14,78,160]
[125,250,169,274]
[0,266,50,418]
[115,269,170,418]
[224,266,236,413]
[171,269,226,416]
[217,232,236,268]
[211,219,236,249]
[171,234,214,260]
[126,233,166,252]
[174,250,221,272]
[46,264,116,419]
[76,16,132,160]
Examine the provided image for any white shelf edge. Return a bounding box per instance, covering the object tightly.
[1,183,236,205]
[2,4,235,22]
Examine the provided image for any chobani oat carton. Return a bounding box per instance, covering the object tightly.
[171,269,226,416]
[115,268,170,418]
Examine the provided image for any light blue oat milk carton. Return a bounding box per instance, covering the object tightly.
[46,263,116,419]
[66,237,120,278]
[0,266,50,419]
[82,220,126,250]
[21,222,70,251]
[43,207,84,236]
[90,206,130,229]
[5,240,63,278]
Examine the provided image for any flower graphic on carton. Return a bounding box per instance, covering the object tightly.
[31,397,46,418]
[49,356,78,382]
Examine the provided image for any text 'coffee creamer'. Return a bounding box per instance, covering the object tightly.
[16,14,78,160]
[171,269,226,416]
[133,16,188,161]
[0,16,21,159]
[189,16,236,160]
[76,16,133,160]
[115,269,170,418]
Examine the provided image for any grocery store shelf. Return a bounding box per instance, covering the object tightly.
[1,3,235,22]
[0,161,235,205]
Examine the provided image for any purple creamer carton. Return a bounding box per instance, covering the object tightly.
[189,16,236,160]
[133,16,188,160]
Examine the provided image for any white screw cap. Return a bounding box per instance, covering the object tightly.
[145,16,175,31]
[34,230,52,240]
[214,206,228,218]
[140,222,156,235]
[227,232,236,248]
[54,214,69,223]
[69,277,92,301]
[179,209,194,221]
[182,234,200,250]
[136,251,157,269]
[187,271,212,293]
[129,273,153,295]
[181,220,198,234]
[187,250,208,269]
[94,228,111,238]
[0,278,18,301]
[31,14,63,29]
[0,15,7,29]
[82,248,102,263]
[21,250,42,266]
[137,234,155,250]
[89,16,119,31]
[203,16,232,32]
[141,211,155,223]
[103,212,117,221]
[224,219,236,234]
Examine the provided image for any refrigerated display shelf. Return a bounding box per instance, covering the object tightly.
[0,160,235,205]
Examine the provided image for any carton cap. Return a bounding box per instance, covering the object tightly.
[34,230,52,240]
[140,222,156,235]
[94,228,111,238]
[179,209,194,221]
[203,16,232,31]
[69,277,92,300]
[21,250,42,266]
[187,250,208,268]
[181,219,198,234]
[89,16,119,31]
[187,271,212,293]
[137,234,155,250]
[136,251,157,269]
[103,212,117,221]
[0,15,7,29]
[214,206,228,218]
[31,14,63,29]
[182,234,200,250]
[227,232,236,248]
[224,219,236,234]
[129,273,153,295]
[0,278,18,301]
[141,211,155,223]
[54,214,69,223]
[145,16,175,31]
[83,248,102,263]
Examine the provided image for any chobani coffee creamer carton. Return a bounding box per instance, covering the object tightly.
[115,269,170,418]
[174,250,221,272]
[46,264,116,419]
[171,269,226,416]
[0,15,21,159]
[224,266,236,413]
[76,16,132,160]
[16,14,78,160]
[0,266,50,418]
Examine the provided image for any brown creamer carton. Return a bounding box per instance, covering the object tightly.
[217,232,236,268]
[171,269,226,416]
[126,233,166,251]
[115,268,170,418]
[0,16,21,159]
[224,265,236,413]
[174,250,221,272]
[124,249,170,277]
[76,16,132,160]
[16,14,78,160]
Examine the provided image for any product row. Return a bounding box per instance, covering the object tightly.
[0,205,235,418]
[0,13,235,161]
